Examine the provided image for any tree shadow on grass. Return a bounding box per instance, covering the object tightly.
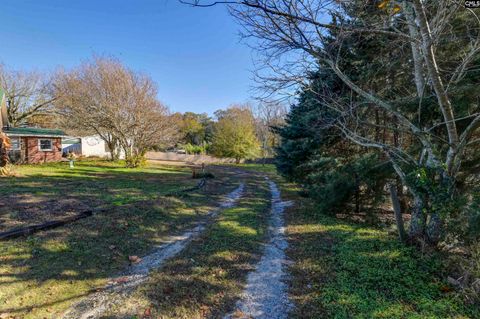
[101,180,271,319]
[0,166,199,233]
[0,191,239,318]
[0,164,256,318]
[285,210,478,319]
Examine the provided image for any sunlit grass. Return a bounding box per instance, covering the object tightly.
[101,177,271,318]
[285,197,478,319]
[0,160,240,318]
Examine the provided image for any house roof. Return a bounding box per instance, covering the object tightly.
[4,127,67,137]
[62,137,81,144]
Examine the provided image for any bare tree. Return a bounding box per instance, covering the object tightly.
[183,0,480,244]
[54,56,179,167]
[251,101,287,161]
[0,64,57,127]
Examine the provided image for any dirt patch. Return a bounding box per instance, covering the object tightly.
[336,209,411,226]
[0,195,93,232]
[146,159,198,167]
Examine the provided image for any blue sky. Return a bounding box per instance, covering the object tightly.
[0,0,255,115]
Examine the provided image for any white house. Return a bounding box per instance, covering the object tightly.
[62,135,125,159]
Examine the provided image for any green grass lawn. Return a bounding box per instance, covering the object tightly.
[1,160,195,206]
[0,160,242,319]
[2,161,475,319]
[103,174,271,319]
[285,194,479,319]
[223,163,278,175]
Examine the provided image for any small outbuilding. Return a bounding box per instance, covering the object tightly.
[5,127,66,164]
[77,135,125,159]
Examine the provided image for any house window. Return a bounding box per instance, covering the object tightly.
[38,139,53,151]
[10,137,20,150]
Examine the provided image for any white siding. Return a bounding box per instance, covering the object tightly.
[81,136,125,159]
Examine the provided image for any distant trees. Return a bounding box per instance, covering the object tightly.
[176,112,213,154]
[54,56,179,167]
[174,106,282,160]
[251,101,287,161]
[211,106,260,163]
[0,64,57,127]
[180,112,211,145]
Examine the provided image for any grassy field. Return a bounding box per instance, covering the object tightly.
[1,161,477,318]
[0,160,242,319]
[0,160,198,230]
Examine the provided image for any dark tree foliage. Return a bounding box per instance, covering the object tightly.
[276,70,391,217]
[276,2,480,241]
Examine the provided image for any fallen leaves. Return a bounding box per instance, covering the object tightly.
[113,276,130,284]
[440,285,454,293]
[129,255,142,263]
[143,307,152,317]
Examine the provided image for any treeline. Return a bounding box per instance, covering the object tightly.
[173,102,285,163]
[219,0,480,248]
[0,57,286,167]
[209,0,480,304]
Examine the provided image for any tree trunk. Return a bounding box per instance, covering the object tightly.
[107,141,119,161]
[426,213,442,244]
[397,178,408,215]
[354,173,360,214]
[412,0,459,174]
[408,193,426,240]
[0,133,11,175]
[403,1,425,98]
[123,146,133,167]
[389,184,407,242]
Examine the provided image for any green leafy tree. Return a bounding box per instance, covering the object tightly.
[211,106,260,163]
[180,112,211,145]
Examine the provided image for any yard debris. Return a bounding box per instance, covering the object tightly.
[0,210,93,240]
[166,176,208,196]
[129,255,142,263]
[143,307,152,317]
[448,276,461,288]
[112,277,130,284]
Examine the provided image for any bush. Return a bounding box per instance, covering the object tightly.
[184,143,208,155]
[125,154,146,168]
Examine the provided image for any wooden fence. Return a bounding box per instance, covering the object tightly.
[145,151,238,164]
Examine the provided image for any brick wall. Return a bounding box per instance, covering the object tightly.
[25,137,63,164]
